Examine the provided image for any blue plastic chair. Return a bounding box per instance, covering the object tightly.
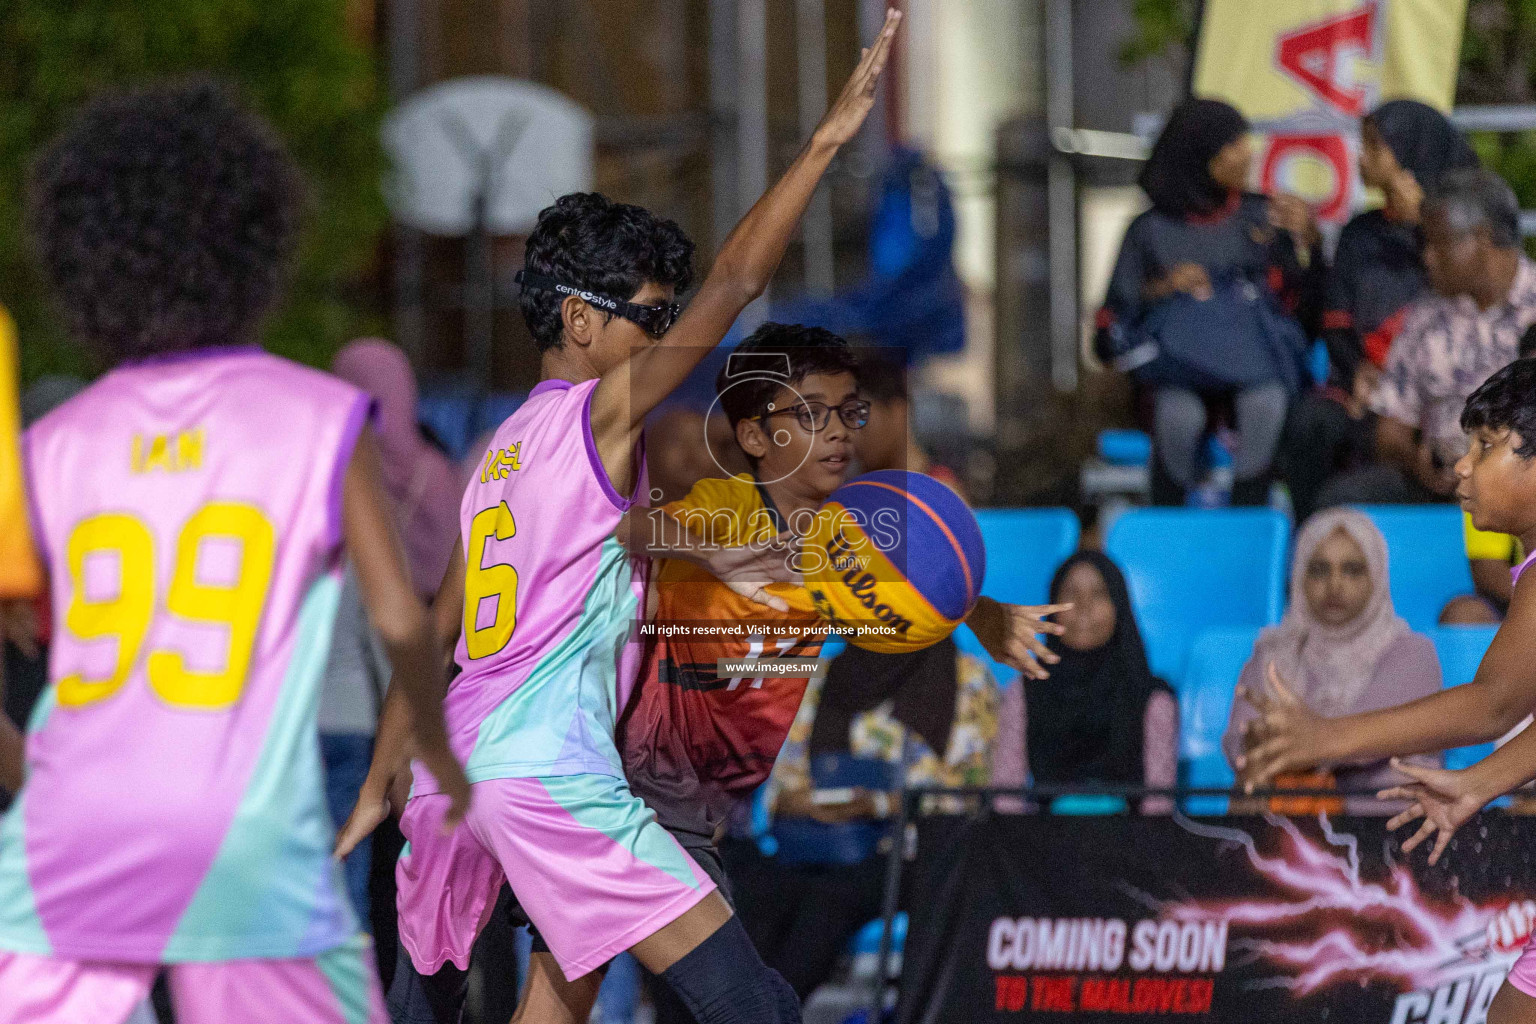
[1434,625,1500,772]
[1098,429,1152,467]
[1179,626,1263,815]
[848,912,908,956]
[953,508,1080,675]
[1105,508,1289,685]
[1050,794,1129,815]
[1310,338,1331,386]
[1356,505,1474,634]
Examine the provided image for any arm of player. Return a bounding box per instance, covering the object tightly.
[586,9,903,483]
[0,654,19,794]
[0,594,42,793]
[337,432,470,852]
[616,507,799,612]
[1377,729,1536,866]
[964,596,1071,681]
[1239,578,1536,790]
[337,545,466,859]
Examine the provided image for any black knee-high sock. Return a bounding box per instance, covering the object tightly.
[660,916,802,1024]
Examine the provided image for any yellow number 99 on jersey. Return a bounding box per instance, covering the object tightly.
[802,470,986,653]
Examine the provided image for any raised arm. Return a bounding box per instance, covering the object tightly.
[588,9,902,478]
[0,660,20,794]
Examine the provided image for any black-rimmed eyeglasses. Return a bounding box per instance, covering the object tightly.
[759,399,871,432]
[515,271,682,338]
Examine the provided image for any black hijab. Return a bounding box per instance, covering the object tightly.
[1024,552,1171,786]
[1138,98,1250,218]
[1366,99,1478,193]
[810,636,959,762]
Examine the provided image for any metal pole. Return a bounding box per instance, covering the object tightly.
[465,171,495,394]
[797,0,835,297]
[868,784,911,1021]
[388,0,425,363]
[1045,0,1078,393]
[737,0,770,331]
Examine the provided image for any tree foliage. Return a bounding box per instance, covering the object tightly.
[0,0,388,382]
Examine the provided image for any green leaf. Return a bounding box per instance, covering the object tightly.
[0,0,387,384]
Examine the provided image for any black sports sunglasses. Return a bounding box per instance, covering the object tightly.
[514,271,682,338]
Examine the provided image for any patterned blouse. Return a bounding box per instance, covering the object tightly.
[1370,256,1536,463]
[767,652,999,809]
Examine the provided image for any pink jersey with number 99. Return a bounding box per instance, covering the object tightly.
[0,347,370,964]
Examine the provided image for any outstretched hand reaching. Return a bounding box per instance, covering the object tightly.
[812,8,902,148]
[1378,758,1489,866]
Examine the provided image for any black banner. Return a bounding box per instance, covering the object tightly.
[896,812,1536,1024]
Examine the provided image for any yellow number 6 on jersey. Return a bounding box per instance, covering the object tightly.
[463,501,518,660]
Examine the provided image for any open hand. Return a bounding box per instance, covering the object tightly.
[966,597,1071,681]
[812,8,902,148]
[1268,193,1319,248]
[707,531,803,612]
[335,764,407,860]
[1237,663,1330,791]
[1161,263,1213,302]
[1378,758,1488,866]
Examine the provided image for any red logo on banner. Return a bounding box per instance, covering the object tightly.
[1275,5,1377,115]
[1261,134,1352,221]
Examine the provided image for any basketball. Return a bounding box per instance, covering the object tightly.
[803,469,986,653]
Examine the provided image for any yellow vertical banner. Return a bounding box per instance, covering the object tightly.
[1193,0,1466,224]
[0,305,42,599]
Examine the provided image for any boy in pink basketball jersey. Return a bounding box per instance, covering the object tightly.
[0,83,469,1023]
[334,13,900,1023]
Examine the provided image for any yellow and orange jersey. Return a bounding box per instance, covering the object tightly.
[0,305,42,599]
[617,473,829,842]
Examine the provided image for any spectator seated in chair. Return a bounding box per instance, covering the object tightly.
[1224,508,1442,814]
[1094,97,1318,507]
[1311,169,1536,512]
[723,638,998,1003]
[1281,100,1478,522]
[990,552,1178,814]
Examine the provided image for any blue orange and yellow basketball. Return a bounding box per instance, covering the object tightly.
[803,469,986,653]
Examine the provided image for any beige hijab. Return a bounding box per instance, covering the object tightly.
[1252,508,1409,717]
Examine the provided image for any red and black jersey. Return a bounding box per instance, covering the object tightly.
[617,474,828,843]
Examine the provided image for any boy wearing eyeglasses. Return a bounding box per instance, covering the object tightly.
[382,316,1069,1024]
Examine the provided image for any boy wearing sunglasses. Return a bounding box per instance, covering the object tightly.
[340,13,902,1024]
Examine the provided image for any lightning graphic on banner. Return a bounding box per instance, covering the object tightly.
[1165,815,1522,996]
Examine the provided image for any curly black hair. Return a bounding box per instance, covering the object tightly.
[519,192,695,352]
[1462,358,1536,459]
[27,79,304,362]
[716,323,858,430]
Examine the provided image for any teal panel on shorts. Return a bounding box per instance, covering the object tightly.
[538,774,704,891]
